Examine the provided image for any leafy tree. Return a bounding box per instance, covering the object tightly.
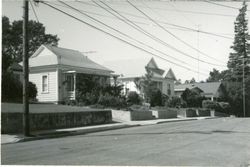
[207,68,222,82]
[2,16,59,67]
[2,16,13,72]
[141,68,155,103]
[127,91,142,105]
[184,78,196,84]
[181,88,205,108]
[175,79,182,85]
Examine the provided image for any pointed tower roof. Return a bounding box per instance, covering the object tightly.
[145,57,165,76]
[165,68,177,80]
[146,57,159,69]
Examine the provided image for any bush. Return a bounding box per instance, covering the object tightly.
[128,104,150,112]
[150,89,167,107]
[28,82,37,100]
[127,91,142,105]
[181,88,206,107]
[216,102,231,114]
[2,72,38,102]
[202,100,217,109]
[97,94,127,109]
[167,96,187,108]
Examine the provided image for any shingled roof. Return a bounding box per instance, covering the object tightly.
[28,45,113,73]
[175,82,222,97]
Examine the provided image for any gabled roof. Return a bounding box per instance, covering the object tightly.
[165,68,177,81]
[175,82,221,96]
[28,45,113,73]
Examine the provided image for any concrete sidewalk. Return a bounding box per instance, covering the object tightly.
[1,116,216,144]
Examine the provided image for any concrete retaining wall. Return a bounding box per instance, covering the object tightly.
[130,111,153,121]
[152,108,178,119]
[112,110,153,121]
[112,110,131,122]
[1,110,112,134]
[197,109,211,116]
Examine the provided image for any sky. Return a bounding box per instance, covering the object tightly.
[2,0,250,82]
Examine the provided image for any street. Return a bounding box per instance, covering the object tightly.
[1,118,250,166]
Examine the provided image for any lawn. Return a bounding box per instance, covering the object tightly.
[1,103,103,113]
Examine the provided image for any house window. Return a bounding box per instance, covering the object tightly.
[66,75,74,91]
[42,75,48,92]
[167,83,171,95]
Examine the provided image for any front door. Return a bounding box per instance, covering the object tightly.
[65,73,75,100]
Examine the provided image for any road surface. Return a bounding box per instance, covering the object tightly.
[2,117,250,166]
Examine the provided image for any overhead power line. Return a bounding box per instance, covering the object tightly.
[30,0,39,22]
[75,1,233,40]
[59,0,207,73]
[204,0,250,11]
[96,0,227,68]
[96,0,225,67]
[95,0,223,68]
[127,0,226,66]
[48,1,192,32]
[41,1,208,76]
[103,1,237,17]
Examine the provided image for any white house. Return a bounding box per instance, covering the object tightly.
[117,58,177,98]
[22,45,114,103]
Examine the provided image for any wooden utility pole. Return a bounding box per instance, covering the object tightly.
[23,0,30,136]
[243,56,246,117]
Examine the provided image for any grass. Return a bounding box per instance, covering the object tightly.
[1,103,106,113]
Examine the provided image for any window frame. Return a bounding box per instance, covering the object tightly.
[41,74,49,93]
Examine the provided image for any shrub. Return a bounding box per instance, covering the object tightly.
[202,100,217,109]
[127,91,142,105]
[28,81,37,100]
[2,72,22,102]
[97,94,127,109]
[150,89,167,107]
[181,88,206,107]
[167,96,187,108]
[216,102,231,114]
[2,72,38,102]
[128,104,150,112]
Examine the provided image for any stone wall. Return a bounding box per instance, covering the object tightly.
[1,110,112,134]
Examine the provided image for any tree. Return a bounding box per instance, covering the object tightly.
[207,68,222,82]
[2,16,13,72]
[2,16,59,67]
[181,88,205,108]
[226,1,250,116]
[175,79,182,85]
[184,78,196,84]
[227,1,250,81]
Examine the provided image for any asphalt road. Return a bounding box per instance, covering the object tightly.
[2,118,250,166]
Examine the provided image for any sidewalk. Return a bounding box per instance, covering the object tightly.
[1,116,216,144]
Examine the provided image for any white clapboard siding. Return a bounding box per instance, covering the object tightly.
[29,70,58,102]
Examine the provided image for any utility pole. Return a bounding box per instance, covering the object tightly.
[23,0,30,136]
[243,56,246,117]
[197,24,200,82]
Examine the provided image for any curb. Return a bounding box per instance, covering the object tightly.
[3,116,220,144]
[18,124,140,143]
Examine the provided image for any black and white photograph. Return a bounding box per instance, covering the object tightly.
[1,0,250,166]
